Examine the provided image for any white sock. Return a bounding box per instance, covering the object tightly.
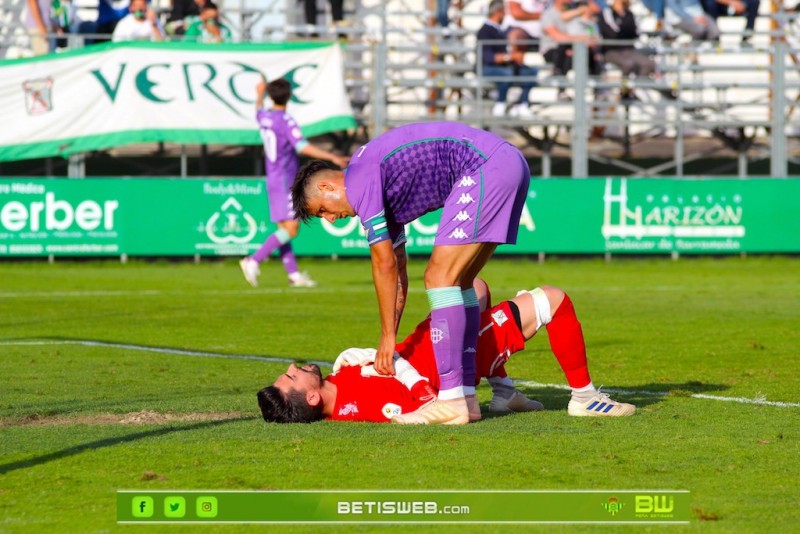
[571,382,597,401]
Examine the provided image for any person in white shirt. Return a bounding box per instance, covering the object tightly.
[112,0,164,41]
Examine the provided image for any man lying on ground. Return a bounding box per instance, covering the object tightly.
[257,280,635,423]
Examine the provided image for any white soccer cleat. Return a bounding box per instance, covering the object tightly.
[391,398,469,425]
[568,390,636,417]
[289,272,317,287]
[239,258,260,287]
[489,390,544,413]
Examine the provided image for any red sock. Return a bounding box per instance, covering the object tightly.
[545,295,591,389]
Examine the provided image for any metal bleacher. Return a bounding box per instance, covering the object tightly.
[2,0,800,177]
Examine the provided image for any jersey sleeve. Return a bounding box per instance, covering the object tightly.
[344,165,390,246]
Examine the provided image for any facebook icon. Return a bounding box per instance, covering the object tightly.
[132,496,154,518]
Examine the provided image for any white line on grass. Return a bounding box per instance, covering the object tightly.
[0,287,370,298]
[3,339,798,409]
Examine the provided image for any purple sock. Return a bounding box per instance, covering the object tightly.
[251,234,281,263]
[462,303,479,393]
[278,243,298,275]
[429,304,466,397]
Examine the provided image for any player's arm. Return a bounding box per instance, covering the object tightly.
[394,242,408,331]
[370,239,398,376]
[255,78,267,110]
[298,144,349,169]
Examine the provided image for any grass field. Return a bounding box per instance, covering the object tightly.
[1,256,798,532]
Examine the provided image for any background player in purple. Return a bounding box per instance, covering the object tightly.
[291,122,531,425]
[239,78,349,288]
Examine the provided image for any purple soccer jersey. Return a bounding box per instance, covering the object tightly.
[256,108,310,222]
[344,122,530,247]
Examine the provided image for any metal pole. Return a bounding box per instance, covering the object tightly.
[371,41,387,136]
[771,40,788,177]
[571,42,588,178]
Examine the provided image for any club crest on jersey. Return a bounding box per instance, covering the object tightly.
[338,402,359,416]
[430,328,445,344]
[381,403,402,419]
[458,175,476,187]
[491,309,509,326]
[23,77,54,115]
[448,228,468,239]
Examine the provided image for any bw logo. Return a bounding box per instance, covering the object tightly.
[635,495,674,513]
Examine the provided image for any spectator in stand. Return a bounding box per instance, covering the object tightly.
[78,0,132,44]
[503,0,549,56]
[183,0,231,42]
[665,0,720,41]
[599,0,657,98]
[540,0,605,98]
[478,0,539,118]
[111,0,164,41]
[700,0,759,45]
[165,0,199,36]
[26,0,56,54]
[300,0,344,32]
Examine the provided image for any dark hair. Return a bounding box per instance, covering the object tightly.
[256,385,323,424]
[291,160,335,222]
[267,79,292,106]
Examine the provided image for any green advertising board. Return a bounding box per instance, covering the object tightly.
[0,177,797,257]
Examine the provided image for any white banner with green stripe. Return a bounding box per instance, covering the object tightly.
[0,42,356,162]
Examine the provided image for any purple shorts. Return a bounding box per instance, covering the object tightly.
[267,182,295,223]
[435,143,530,246]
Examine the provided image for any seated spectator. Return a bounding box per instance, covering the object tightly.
[478,0,539,118]
[665,0,720,41]
[78,0,132,44]
[183,0,231,42]
[540,0,605,98]
[165,0,200,36]
[111,0,164,41]
[503,0,549,54]
[700,0,759,45]
[599,0,657,97]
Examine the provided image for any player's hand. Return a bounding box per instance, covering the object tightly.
[332,347,377,373]
[374,336,396,375]
[331,155,350,169]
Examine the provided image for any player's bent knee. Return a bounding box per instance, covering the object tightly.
[540,285,565,312]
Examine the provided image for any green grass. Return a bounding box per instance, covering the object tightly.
[1,256,799,532]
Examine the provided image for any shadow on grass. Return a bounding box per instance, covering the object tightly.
[0,416,256,476]
[495,381,731,414]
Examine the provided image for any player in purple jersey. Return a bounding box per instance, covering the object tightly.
[240,78,349,288]
[291,122,531,425]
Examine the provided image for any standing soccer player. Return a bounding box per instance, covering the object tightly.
[291,122,531,424]
[240,78,349,288]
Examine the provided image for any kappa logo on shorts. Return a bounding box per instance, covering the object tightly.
[453,210,472,222]
[448,228,469,239]
[491,309,509,326]
[459,175,476,187]
[338,402,359,416]
[457,193,475,204]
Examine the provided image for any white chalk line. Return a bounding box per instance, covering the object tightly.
[3,339,798,409]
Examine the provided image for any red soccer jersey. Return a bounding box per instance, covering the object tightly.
[325,366,426,422]
[323,300,526,423]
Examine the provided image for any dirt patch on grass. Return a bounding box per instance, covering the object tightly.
[0,410,244,427]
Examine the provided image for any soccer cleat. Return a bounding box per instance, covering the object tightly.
[489,390,544,413]
[239,258,260,287]
[568,390,636,417]
[391,398,469,425]
[288,272,317,287]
